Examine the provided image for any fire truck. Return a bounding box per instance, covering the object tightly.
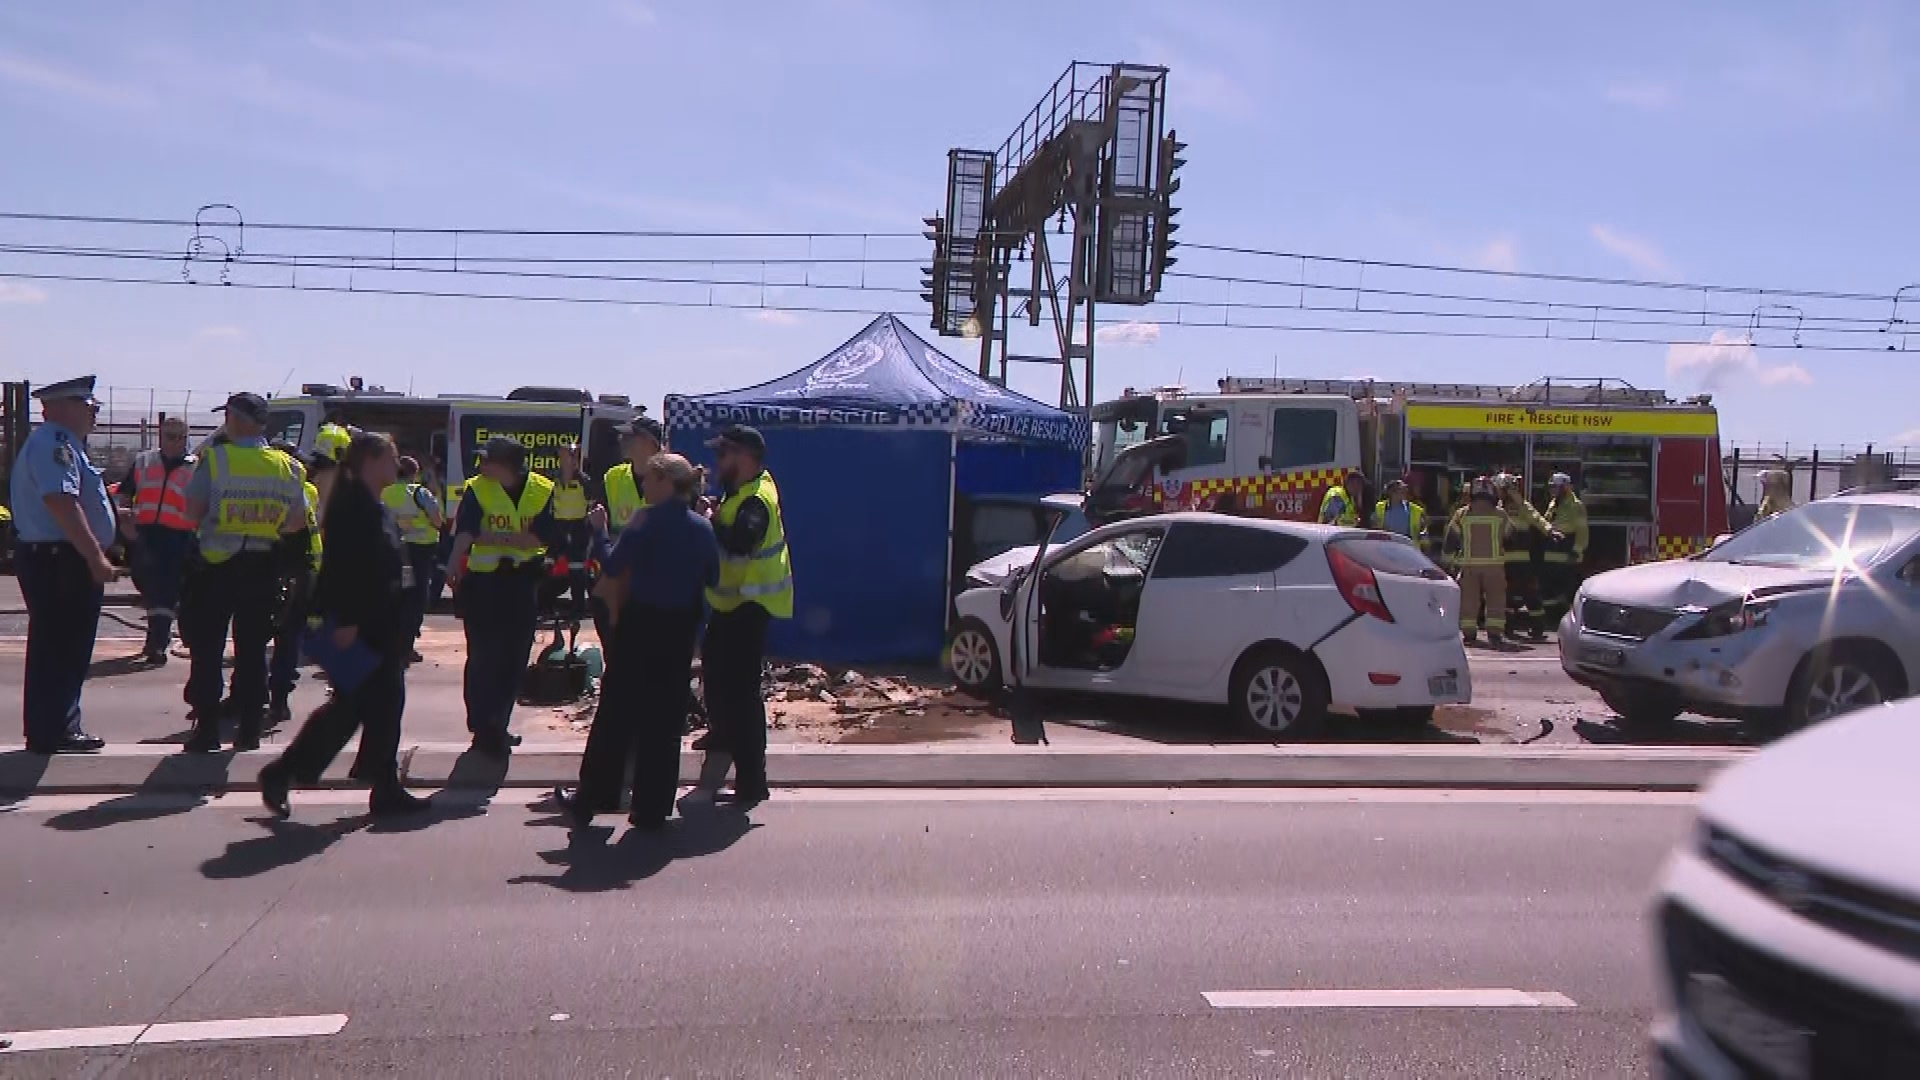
[1086,376,1727,569]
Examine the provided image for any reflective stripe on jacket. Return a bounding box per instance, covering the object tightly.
[707,471,793,619]
[552,479,589,522]
[131,450,196,530]
[201,444,302,563]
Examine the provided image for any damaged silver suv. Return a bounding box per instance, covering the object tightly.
[1560,495,1920,733]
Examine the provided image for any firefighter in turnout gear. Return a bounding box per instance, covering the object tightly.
[1755,470,1795,522]
[1540,472,1588,626]
[1496,473,1555,641]
[1446,477,1510,644]
[1319,468,1367,527]
[121,417,198,662]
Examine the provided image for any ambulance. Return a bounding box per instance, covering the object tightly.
[263,380,645,501]
[1087,377,1727,569]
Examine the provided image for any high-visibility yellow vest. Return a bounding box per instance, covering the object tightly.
[603,463,647,526]
[303,480,322,570]
[1320,484,1359,526]
[1456,509,1507,566]
[552,479,589,522]
[1501,498,1549,563]
[201,444,302,564]
[1372,499,1427,544]
[465,472,555,572]
[707,471,793,619]
[382,482,439,545]
[1544,494,1589,563]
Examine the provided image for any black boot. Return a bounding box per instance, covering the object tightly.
[370,784,430,817]
[182,709,221,754]
[258,760,292,818]
[233,710,263,753]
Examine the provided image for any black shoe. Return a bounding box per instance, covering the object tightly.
[369,787,430,817]
[409,649,424,664]
[505,732,523,748]
[690,731,715,751]
[182,720,221,754]
[28,732,106,755]
[233,719,262,753]
[268,700,292,729]
[141,648,169,666]
[716,786,769,808]
[627,814,669,831]
[551,786,596,828]
[258,762,292,819]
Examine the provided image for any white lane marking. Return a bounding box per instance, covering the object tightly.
[0,1014,347,1054]
[1,787,1699,815]
[1204,989,1577,1009]
[0,1025,147,1053]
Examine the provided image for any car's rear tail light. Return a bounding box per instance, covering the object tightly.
[1326,543,1394,623]
[1368,672,1402,685]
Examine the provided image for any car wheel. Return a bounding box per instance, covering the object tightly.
[947,618,1003,700]
[1600,689,1682,729]
[1786,646,1896,730]
[1231,648,1327,739]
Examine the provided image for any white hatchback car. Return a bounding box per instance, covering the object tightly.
[947,512,1471,737]
[1651,697,1920,1078]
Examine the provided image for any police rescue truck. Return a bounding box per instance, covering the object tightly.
[1088,376,1728,569]
[265,381,644,502]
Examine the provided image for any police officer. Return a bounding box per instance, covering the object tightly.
[121,416,197,663]
[267,443,324,727]
[445,436,561,759]
[10,376,123,754]
[1318,468,1367,527]
[603,416,665,532]
[382,455,444,660]
[694,424,793,807]
[180,392,311,753]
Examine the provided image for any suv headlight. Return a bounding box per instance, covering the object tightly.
[1674,598,1776,640]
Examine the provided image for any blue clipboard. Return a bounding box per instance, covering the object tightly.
[299,617,381,693]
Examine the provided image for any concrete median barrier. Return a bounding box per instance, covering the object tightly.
[1,740,1749,797]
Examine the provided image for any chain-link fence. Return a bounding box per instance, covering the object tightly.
[1725,443,1920,506]
[86,386,224,482]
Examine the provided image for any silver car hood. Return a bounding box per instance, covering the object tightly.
[1583,558,1834,609]
[1701,701,1920,898]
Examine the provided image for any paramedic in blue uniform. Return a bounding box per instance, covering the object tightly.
[10,376,123,754]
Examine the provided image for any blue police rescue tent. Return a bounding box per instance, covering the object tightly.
[664,314,1087,666]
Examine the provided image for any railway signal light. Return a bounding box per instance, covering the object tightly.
[1153,132,1187,292]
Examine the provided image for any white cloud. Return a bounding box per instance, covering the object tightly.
[1888,429,1920,447]
[0,281,48,305]
[1096,321,1161,346]
[747,310,799,326]
[1604,80,1674,110]
[1467,236,1519,273]
[1590,224,1677,278]
[1666,329,1812,390]
[0,50,148,109]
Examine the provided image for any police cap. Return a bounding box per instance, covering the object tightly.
[482,435,527,469]
[33,375,99,405]
[619,415,665,443]
[215,391,270,423]
[706,423,766,459]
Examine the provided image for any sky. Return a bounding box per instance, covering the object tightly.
[0,1,1915,448]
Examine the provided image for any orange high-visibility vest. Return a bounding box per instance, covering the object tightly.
[131,450,196,531]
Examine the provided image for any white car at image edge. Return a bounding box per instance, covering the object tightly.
[947,512,1471,737]
[1651,696,1920,1078]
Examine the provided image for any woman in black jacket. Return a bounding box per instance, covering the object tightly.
[258,432,428,818]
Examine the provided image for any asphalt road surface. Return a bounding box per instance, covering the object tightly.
[0,788,1693,1078]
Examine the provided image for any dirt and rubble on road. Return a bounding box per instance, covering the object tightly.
[533,659,999,744]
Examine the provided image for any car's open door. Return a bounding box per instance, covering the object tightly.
[1084,434,1188,526]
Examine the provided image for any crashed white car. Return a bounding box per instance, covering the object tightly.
[948,512,1471,737]
[1561,494,1920,732]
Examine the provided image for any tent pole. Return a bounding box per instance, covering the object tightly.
[944,431,959,639]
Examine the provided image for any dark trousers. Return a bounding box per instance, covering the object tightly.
[182,553,279,717]
[701,603,771,795]
[134,525,192,653]
[578,604,702,821]
[276,653,406,789]
[269,568,312,703]
[403,543,438,646]
[460,569,540,736]
[16,544,104,746]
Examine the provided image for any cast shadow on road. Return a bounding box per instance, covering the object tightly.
[509,801,758,894]
[86,651,167,679]
[1573,716,1760,748]
[200,814,371,880]
[43,753,237,830]
[1034,692,1481,746]
[0,750,52,810]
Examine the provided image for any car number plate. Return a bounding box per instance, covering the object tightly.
[1427,674,1458,699]
[1687,973,1810,1080]
[1581,644,1625,668]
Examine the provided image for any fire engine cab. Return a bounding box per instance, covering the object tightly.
[1088,376,1727,570]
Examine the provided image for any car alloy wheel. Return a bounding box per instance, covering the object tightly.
[1802,661,1885,724]
[947,619,1002,697]
[1246,665,1305,733]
